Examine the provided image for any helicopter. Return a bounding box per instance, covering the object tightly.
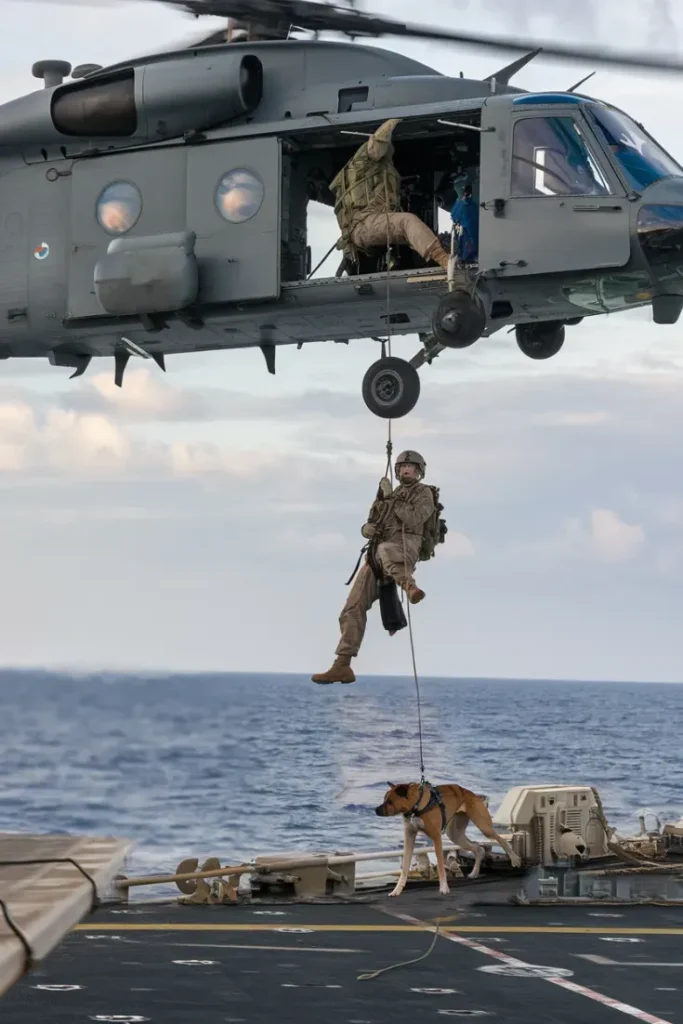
[4,0,683,420]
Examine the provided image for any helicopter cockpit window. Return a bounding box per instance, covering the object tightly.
[511,116,611,198]
[96,181,142,235]
[585,104,683,192]
[215,169,265,224]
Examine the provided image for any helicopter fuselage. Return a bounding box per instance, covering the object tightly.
[1,39,682,414]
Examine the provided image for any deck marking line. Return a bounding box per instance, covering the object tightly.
[388,911,673,1024]
[164,942,364,953]
[575,954,619,964]
[575,955,683,967]
[546,977,673,1023]
[71,923,683,934]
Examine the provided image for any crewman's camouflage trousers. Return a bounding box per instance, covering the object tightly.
[350,212,447,265]
[336,535,422,659]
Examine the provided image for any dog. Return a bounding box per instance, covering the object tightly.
[375,781,522,897]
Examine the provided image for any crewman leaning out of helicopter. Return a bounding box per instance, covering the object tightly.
[450,178,480,263]
[329,118,451,272]
[312,451,441,685]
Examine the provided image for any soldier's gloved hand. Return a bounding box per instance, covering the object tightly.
[361,522,377,540]
[393,489,409,502]
[379,478,393,499]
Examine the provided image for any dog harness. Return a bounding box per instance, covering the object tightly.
[404,781,448,832]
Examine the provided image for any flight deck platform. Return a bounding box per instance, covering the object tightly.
[3,892,682,1023]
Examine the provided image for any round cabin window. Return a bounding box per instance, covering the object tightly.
[97,181,142,234]
[215,169,264,224]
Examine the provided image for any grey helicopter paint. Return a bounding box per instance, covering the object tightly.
[3,0,683,420]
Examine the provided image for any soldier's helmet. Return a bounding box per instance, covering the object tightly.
[395,450,426,478]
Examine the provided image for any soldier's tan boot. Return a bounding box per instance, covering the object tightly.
[406,586,426,605]
[312,656,356,685]
[425,241,450,271]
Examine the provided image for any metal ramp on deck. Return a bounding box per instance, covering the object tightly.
[0,832,134,997]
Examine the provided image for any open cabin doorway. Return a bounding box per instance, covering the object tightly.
[281,108,483,283]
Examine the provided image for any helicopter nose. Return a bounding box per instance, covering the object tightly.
[636,184,683,324]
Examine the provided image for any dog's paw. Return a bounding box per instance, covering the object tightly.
[388,887,403,898]
[439,885,450,895]
[510,852,522,868]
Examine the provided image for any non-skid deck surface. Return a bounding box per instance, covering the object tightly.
[3,889,683,1023]
[0,832,134,998]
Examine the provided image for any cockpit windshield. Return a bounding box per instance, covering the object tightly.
[585,104,682,192]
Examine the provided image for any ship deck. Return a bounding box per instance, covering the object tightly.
[4,886,683,1023]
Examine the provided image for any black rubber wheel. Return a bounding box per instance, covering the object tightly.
[361,356,420,419]
[431,290,486,348]
[516,322,566,360]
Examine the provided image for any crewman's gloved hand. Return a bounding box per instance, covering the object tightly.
[361,522,377,540]
[379,478,393,499]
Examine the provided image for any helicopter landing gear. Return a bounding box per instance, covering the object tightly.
[431,290,486,349]
[362,355,420,419]
[515,321,566,360]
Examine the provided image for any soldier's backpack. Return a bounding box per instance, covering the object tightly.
[418,485,448,562]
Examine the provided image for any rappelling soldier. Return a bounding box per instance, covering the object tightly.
[312,451,446,685]
[329,118,451,272]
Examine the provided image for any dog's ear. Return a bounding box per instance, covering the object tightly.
[386,781,395,788]
[394,784,410,798]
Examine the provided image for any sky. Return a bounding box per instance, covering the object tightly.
[1,0,682,682]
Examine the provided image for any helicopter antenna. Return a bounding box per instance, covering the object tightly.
[568,70,597,92]
[483,48,542,87]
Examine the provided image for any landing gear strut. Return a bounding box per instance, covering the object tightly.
[360,281,487,419]
[516,321,566,360]
[361,355,420,419]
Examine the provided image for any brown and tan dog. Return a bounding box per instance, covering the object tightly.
[376,781,521,896]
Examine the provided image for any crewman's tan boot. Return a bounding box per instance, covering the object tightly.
[425,241,450,271]
[406,586,426,605]
[312,656,356,685]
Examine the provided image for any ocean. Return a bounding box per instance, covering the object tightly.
[1,671,681,895]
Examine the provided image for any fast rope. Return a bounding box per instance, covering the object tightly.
[382,213,426,784]
[357,922,440,981]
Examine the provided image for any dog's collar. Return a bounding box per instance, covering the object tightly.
[404,781,448,832]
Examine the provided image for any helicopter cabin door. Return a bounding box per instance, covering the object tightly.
[186,136,281,304]
[477,94,631,277]
[68,147,188,320]
[67,137,281,319]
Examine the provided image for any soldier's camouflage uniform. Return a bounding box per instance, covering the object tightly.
[336,481,435,660]
[329,118,450,270]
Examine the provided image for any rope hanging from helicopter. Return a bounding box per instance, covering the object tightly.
[381,203,426,783]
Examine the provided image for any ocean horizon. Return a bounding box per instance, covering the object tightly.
[2,670,681,895]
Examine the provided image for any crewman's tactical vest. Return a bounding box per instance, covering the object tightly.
[366,485,447,561]
[329,143,401,248]
[418,486,448,562]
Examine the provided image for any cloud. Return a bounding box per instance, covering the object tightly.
[0,401,131,475]
[442,531,476,560]
[168,440,279,479]
[449,0,678,48]
[555,509,646,564]
[531,411,612,428]
[589,509,646,563]
[0,364,681,681]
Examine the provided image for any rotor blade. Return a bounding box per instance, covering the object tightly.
[142,0,683,74]
[20,0,683,75]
